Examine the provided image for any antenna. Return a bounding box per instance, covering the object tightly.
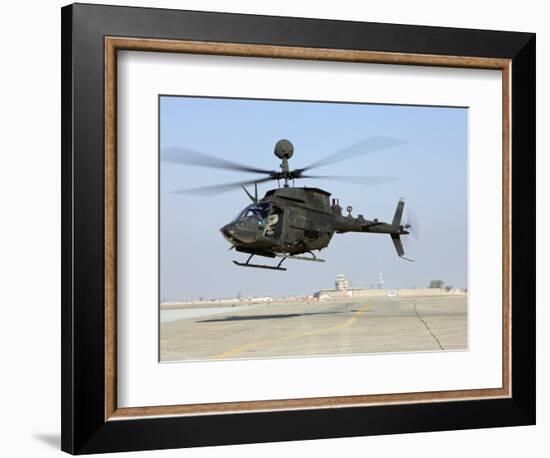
[378,270,384,289]
[241,185,258,203]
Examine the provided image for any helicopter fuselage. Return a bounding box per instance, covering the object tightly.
[220,186,409,263]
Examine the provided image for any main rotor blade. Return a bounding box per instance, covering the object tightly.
[300,175,402,186]
[170,176,274,196]
[298,136,408,173]
[162,146,274,175]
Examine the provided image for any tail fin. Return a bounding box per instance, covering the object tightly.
[391,234,405,257]
[392,198,405,229]
[390,199,414,262]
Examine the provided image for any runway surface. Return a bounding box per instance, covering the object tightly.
[160,295,467,361]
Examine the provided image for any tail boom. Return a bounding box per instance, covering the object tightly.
[333,198,413,261]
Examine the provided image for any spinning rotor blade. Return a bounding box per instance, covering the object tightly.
[162,146,274,175]
[402,205,420,251]
[405,206,420,241]
[297,136,408,173]
[300,175,402,186]
[171,176,274,196]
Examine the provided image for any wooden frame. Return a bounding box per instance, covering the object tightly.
[62,3,535,454]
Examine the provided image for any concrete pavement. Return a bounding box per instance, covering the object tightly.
[160,295,467,361]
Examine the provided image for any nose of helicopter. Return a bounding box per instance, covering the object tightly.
[220,222,257,244]
[220,224,237,243]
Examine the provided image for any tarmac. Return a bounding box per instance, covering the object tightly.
[160,295,467,362]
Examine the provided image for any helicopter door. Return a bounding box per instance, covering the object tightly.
[264,205,283,239]
[282,207,308,244]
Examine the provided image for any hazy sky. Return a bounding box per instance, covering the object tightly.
[160,96,467,301]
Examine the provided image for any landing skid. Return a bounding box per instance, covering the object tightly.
[232,251,326,271]
[275,251,325,263]
[233,254,287,271]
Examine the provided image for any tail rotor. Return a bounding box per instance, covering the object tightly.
[401,205,420,261]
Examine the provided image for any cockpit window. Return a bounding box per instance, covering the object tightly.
[233,202,271,222]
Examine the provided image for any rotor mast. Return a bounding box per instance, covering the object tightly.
[280,157,290,187]
[274,139,294,188]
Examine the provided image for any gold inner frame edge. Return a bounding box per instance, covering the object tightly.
[104,37,512,421]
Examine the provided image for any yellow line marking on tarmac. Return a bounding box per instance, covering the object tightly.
[212,302,370,360]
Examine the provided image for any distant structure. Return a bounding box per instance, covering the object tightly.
[335,274,349,291]
[377,271,385,289]
[313,273,459,301]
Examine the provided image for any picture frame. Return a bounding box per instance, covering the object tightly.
[61,3,535,454]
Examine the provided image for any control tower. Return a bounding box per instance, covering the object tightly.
[335,274,349,291]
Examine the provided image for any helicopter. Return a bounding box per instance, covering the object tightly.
[163,137,415,271]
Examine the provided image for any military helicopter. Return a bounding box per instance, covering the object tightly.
[163,137,415,271]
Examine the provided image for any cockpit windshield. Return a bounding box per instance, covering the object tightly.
[233,202,271,223]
